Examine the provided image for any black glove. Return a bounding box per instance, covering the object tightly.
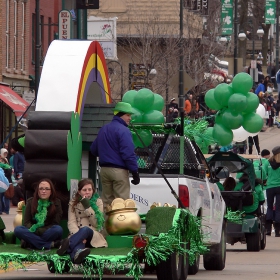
[80,197,91,209]
[131,171,140,185]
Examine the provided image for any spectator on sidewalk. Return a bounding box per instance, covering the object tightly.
[248,135,260,155]
[166,98,179,122]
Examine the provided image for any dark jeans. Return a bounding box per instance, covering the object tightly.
[14,225,63,249]
[0,193,10,214]
[67,227,93,261]
[248,136,260,155]
[266,187,280,223]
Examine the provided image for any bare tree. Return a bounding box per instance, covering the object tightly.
[90,0,226,106]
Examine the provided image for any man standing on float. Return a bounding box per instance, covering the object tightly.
[90,102,140,211]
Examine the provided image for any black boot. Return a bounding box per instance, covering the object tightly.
[265,220,273,236]
[274,223,280,237]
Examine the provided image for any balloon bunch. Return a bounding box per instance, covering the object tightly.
[122,88,165,148]
[204,73,263,146]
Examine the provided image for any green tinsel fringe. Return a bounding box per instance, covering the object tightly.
[129,118,210,141]
[225,208,244,224]
[0,209,207,280]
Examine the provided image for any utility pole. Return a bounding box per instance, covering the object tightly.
[233,0,238,75]
[179,0,184,136]
[35,0,41,102]
[276,0,279,73]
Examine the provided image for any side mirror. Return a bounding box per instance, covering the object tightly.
[215,166,230,179]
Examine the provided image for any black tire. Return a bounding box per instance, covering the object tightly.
[188,254,200,275]
[203,221,226,271]
[246,229,261,252]
[47,261,56,273]
[261,220,266,250]
[156,251,188,280]
[47,260,70,274]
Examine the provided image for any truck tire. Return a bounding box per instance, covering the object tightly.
[188,254,200,275]
[156,251,188,280]
[246,229,261,252]
[203,221,226,271]
[261,223,266,250]
[47,260,70,274]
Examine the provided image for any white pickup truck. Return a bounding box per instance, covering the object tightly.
[130,133,226,274]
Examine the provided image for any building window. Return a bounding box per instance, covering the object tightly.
[48,17,51,46]
[14,0,18,70]
[40,15,44,66]
[21,0,26,72]
[32,13,35,64]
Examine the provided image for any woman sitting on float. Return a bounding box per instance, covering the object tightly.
[14,178,63,249]
[56,178,107,264]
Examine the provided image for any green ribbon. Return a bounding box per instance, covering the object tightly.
[29,199,51,232]
[89,193,105,231]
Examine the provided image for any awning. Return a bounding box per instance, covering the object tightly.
[0,84,29,117]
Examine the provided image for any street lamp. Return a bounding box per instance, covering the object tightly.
[107,60,124,101]
[238,24,264,87]
[148,58,169,116]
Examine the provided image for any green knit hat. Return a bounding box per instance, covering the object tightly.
[113,102,133,114]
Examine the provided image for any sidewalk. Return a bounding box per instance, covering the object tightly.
[1,205,17,232]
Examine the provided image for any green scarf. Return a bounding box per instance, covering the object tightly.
[89,193,105,231]
[29,199,51,232]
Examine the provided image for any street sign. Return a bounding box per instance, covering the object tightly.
[170,72,196,93]
[250,68,258,83]
[58,10,72,40]
[251,60,257,69]
[221,0,233,35]
[265,0,276,24]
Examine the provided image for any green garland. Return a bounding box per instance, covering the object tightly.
[29,199,51,232]
[225,209,244,224]
[129,118,212,143]
[89,193,105,231]
[0,208,207,280]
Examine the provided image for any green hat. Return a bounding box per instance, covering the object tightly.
[113,102,134,114]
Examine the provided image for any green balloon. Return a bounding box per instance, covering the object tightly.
[243,92,260,114]
[243,112,264,133]
[132,129,153,148]
[152,93,165,111]
[131,107,143,124]
[214,83,233,107]
[212,124,233,146]
[142,110,165,124]
[201,145,209,154]
[232,73,253,94]
[132,131,139,148]
[228,93,248,113]
[122,90,137,106]
[203,127,215,145]
[222,109,243,129]
[205,89,223,110]
[134,88,154,112]
[215,110,224,124]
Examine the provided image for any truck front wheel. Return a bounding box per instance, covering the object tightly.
[203,221,226,270]
[188,253,200,275]
[47,260,70,274]
[156,251,188,280]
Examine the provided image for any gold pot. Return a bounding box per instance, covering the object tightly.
[105,208,142,235]
[13,210,23,228]
[13,201,25,228]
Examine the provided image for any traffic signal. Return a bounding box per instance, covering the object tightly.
[76,0,99,9]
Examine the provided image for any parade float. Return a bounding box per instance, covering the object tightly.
[0,40,209,280]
